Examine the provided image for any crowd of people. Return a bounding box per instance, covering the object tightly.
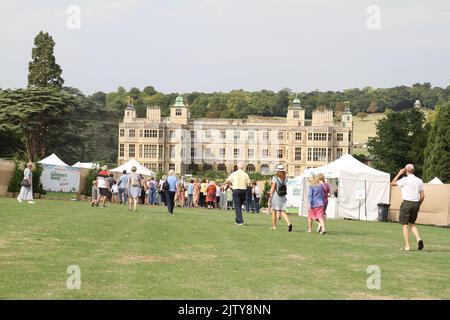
[90,165,262,214]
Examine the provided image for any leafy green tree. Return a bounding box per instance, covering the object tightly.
[28,31,64,88]
[143,86,157,96]
[0,87,79,161]
[7,159,22,193]
[129,87,141,101]
[423,101,450,182]
[32,163,45,195]
[259,181,271,208]
[83,168,99,196]
[367,109,427,177]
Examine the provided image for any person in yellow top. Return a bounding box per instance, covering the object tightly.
[200,179,208,207]
[226,162,251,225]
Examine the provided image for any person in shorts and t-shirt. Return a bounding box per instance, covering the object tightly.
[391,164,425,251]
[97,166,109,208]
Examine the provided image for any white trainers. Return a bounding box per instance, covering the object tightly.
[28,201,35,204]
[17,197,23,203]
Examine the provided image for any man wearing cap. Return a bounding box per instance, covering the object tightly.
[226,162,250,225]
[391,164,425,251]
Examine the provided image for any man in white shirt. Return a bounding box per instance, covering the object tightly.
[226,162,250,225]
[391,164,425,251]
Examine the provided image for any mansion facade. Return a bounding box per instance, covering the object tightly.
[118,96,353,177]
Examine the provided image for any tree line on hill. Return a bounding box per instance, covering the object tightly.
[0,31,449,182]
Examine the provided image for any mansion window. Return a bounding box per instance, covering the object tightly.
[169,130,175,139]
[313,133,328,141]
[144,145,157,158]
[295,132,302,141]
[139,144,142,157]
[234,148,240,158]
[337,133,343,142]
[219,148,226,158]
[144,130,158,138]
[337,148,343,158]
[262,131,269,142]
[175,108,182,116]
[262,149,269,158]
[119,144,124,157]
[128,129,135,138]
[294,166,302,176]
[159,129,164,138]
[248,131,255,141]
[205,130,211,139]
[128,144,135,158]
[308,133,312,141]
[169,145,176,158]
[191,148,198,158]
[328,148,332,162]
[159,145,163,158]
[248,148,254,159]
[220,131,226,140]
[205,148,212,159]
[295,147,301,161]
[234,130,240,140]
[307,148,327,162]
[158,163,163,172]
[278,132,284,140]
[277,149,283,159]
[119,129,125,137]
[293,111,299,118]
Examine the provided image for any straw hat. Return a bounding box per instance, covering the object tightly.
[275,164,286,172]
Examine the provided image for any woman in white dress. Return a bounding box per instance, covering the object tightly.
[17,162,35,204]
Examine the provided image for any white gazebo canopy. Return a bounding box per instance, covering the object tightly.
[38,153,68,167]
[303,154,390,181]
[72,162,99,170]
[428,177,444,184]
[110,159,155,176]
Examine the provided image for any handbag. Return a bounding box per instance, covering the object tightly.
[21,179,31,187]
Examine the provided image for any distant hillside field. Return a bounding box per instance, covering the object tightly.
[352,113,385,155]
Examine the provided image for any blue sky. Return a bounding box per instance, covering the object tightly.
[1,0,449,94]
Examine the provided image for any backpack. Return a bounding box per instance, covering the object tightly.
[276,177,287,197]
[131,174,140,187]
[162,180,169,191]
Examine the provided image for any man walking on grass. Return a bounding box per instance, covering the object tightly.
[226,162,250,226]
[391,164,425,251]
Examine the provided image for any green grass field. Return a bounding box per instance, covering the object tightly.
[353,113,385,144]
[0,198,449,300]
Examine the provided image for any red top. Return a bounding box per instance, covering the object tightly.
[321,182,331,205]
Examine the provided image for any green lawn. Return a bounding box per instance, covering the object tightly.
[0,198,449,300]
[44,192,78,200]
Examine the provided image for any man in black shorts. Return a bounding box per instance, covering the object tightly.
[391,164,425,251]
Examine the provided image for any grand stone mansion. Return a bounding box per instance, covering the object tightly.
[118,96,353,176]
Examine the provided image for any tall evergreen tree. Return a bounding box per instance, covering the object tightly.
[423,101,450,182]
[28,31,64,88]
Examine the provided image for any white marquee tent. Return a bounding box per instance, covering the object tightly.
[38,153,69,167]
[110,159,155,176]
[38,154,80,192]
[428,177,444,184]
[287,154,391,221]
[72,162,99,170]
